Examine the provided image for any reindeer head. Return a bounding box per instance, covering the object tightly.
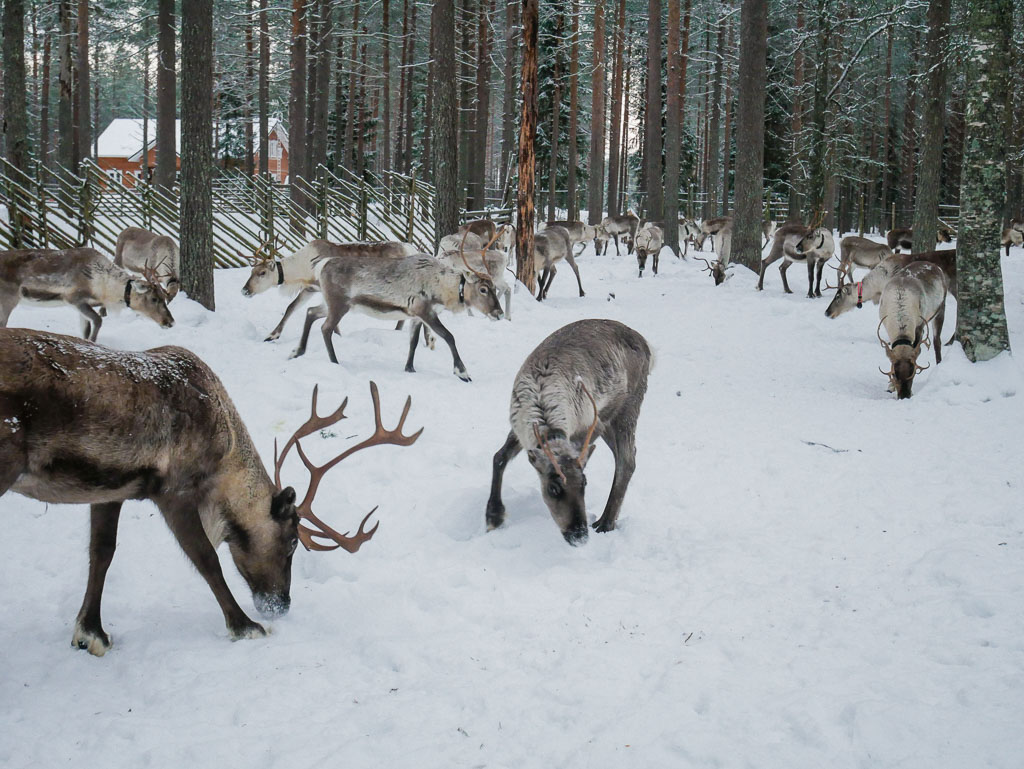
[824,280,861,318]
[126,266,175,329]
[457,230,504,320]
[878,318,929,400]
[696,256,727,285]
[527,381,600,546]
[240,240,281,297]
[232,382,422,618]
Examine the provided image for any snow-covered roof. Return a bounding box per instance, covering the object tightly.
[96,117,287,160]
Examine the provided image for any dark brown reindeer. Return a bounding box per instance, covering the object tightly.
[486,320,652,545]
[0,327,421,654]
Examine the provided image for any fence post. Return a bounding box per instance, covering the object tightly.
[364,179,372,241]
[36,161,49,248]
[318,167,329,240]
[406,171,416,243]
[890,202,896,231]
[78,167,93,247]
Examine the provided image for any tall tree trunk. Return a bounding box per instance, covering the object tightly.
[288,0,307,215]
[76,0,89,161]
[956,0,1012,361]
[334,7,345,173]
[142,20,150,181]
[345,0,360,172]
[732,0,767,271]
[258,0,269,178]
[180,0,215,310]
[644,0,663,221]
[395,0,408,172]
[91,38,97,159]
[566,0,580,221]
[402,0,417,176]
[468,0,491,209]
[499,0,518,195]
[155,0,176,192]
[382,0,391,174]
[605,0,623,218]
[900,45,919,225]
[244,0,255,179]
[706,15,724,218]
[516,0,538,290]
[547,13,562,223]
[312,0,332,180]
[788,0,804,220]
[40,29,50,170]
[878,23,892,231]
[679,0,691,215]
[357,35,367,178]
[619,29,632,212]
[57,0,73,172]
[424,15,434,182]
[2,0,29,245]
[432,0,459,243]
[305,3,320,182]
[663,0,680,253]
[911,0,950,253]
[721,21,734,216]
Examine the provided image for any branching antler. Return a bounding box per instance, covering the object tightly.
[458,228,497,282]
[532,423,567,484]
[576,380,599,468]
[139,262,171,303]
[275,382,423,552]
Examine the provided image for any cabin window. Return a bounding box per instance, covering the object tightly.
[106,169,122,184]
[269,139,282,159]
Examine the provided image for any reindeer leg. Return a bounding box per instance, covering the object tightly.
[76,302,104,341]
[424,311,472,382]
[756,250,781,291]
[71,502,122,656]
[320,302,349,364]
[653,250,659,276]
[779,260,795,294]
[613,234,621,256]
[593,413,638,533]
[486,430,522,531]
[540,266,558,300]
[805,259,816,298]
[933,302,945,365]
[536,268,548,300]
[405,320,423,372]
[157,499,265,641]
[265,286,317,342]
[289,303,326,359]
[814,258,824,297]
[0,290,19,327]
[565,252,585,296]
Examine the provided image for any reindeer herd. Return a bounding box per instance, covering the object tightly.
[0,204,1002,655]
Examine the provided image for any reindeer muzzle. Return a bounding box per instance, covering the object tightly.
[254,591,290,618]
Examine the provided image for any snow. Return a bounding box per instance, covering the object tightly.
[2,236,1023,768]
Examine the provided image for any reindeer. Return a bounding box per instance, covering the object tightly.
[0,327,422,654]
[876,262,948,399]
[241,239,417,342]
[701,216,733,255]
[534,225,585,300]
[1001,219,1023,256]
[597,212,640,255]
[634,222,664,277]
[696,255,727,285]
[437,229,514,318]
[887,226,954,253]
[290,251,503,381]
[756,218,831,297]
[824,250,959,321]
[546,220,601,254]
[762,220,778,248]
[836,236,893,286]
[0,247,174,341]
[681,219,707,254]
[115,227,181,301]
[485,319,652,545]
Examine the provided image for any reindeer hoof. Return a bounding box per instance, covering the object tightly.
[288,349,303,359]
[591,519,616,533]
[405,364,416,373]
[72,622,112,656]
[229,621,267,641]
[455,368,472,382]
[264,334,279,342]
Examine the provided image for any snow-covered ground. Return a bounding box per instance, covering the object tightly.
[2,236,1022,768]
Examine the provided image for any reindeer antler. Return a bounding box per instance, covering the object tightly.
[458,228,496,282]
[532,423,567,484]
[275,382,423,552]
[877,317,890,350]
[139,262,171,303]
[576,380,599,468]
[696,256,718,274]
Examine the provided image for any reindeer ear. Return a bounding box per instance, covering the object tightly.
[271,487,296,519]
[165,279,180,300]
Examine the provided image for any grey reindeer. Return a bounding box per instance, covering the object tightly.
[290,251,503,381]
[486,319,652,545]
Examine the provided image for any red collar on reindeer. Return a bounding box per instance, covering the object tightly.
[856,281,864,308]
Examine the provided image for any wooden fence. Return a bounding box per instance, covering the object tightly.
[0,158,438,267]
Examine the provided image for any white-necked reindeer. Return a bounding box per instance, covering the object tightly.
[290,250,503,381]
[115,227,181,301]
[597,212,640,255]
[485,319,652,545]
[0,247,174,340]
[877,261,947,399]
[437,228,514,318]
[634,222,664,277]
[241,239,416,341]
